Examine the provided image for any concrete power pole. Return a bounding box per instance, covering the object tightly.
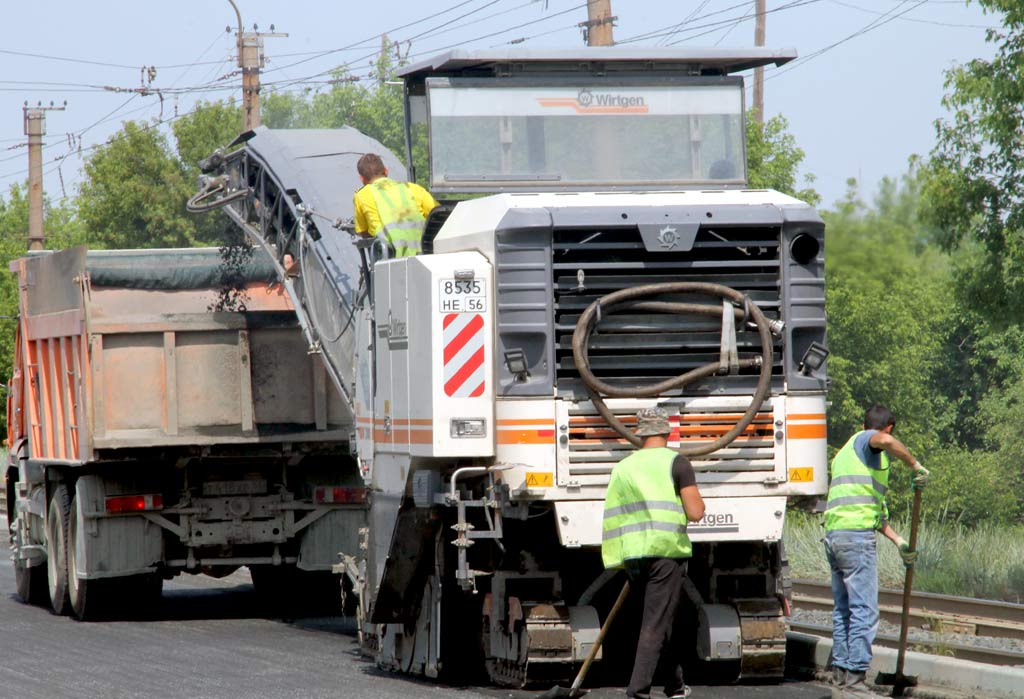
[23,102,65,252]
[583,0,616,46]
[753,0,766,123]
[228,0,286,131]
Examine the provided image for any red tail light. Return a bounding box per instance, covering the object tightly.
[314,486,367,505]
[105,494,163,514]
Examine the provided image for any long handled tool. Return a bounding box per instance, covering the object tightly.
[876,486,923,696]
[539,580,631,699]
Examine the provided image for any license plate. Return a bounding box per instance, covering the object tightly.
[439,278,486,313]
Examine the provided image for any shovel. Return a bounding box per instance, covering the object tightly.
[876,486,923,696]
[539,580,631,699]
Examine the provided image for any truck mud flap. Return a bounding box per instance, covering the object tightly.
[369,504,441,624]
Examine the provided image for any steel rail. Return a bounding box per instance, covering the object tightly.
[787,619,1024,667]
[792,579,1024,642]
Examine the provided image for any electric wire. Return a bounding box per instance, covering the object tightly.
[262,0,583,92]
[715,4,756,45]
[664,0,827,45]
[831,0,997,29]
[615,0,825,46]
[615,0,757,43]
[656,0,714,46]
[766,0,930,81]
[258,0,494,76]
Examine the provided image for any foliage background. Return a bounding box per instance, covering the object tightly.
[2,27,1022,530]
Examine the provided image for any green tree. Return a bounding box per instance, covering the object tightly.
[746,113,820,204]
[263,54,406,157]
[822,167,1022,524]
[824,170,962,517]
[76,121,211,249]
[172,99,243,170]
[918,0,1024,521]
[922,0,1019,316]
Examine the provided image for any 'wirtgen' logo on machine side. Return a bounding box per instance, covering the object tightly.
[536,88,649,114]
[688,512,740,533]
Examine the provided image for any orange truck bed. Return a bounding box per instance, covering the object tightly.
[8,246,350,463]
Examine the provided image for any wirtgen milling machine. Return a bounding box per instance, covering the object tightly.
[198,48,829,686]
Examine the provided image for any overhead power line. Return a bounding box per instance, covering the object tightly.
[766,0,930,81]
[259,0,496,77]
[831,0,997,29]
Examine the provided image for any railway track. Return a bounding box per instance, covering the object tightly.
[791,579,1024,667]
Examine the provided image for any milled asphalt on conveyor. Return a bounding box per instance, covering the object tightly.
[0,517,829,699]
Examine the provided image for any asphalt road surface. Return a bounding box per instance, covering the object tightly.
[0,532,829,698]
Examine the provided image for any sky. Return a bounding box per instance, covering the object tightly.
[0,0,999,210]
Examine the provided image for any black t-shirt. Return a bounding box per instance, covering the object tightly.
[671,454,697,493]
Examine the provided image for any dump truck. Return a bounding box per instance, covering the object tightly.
[6,245,366,619]
[196,47,829,686]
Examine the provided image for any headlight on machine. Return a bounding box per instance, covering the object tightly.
[450,418,487,438]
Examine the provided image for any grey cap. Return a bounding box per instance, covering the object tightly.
[635,407,672,437]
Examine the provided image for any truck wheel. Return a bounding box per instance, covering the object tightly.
[45,484,72,616]
[67,494,102,620]
[14,560,49,605]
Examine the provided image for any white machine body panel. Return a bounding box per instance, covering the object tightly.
[433,189,813,264]
[372,252,495,459]
[553,495,788,548]
[494,398,559,495]
[781,393,828,495]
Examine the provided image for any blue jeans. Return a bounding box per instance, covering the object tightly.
[824,529,879,673]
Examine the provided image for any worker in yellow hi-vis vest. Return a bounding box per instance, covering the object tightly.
[353,153,438,258]
[824,404,930,698]
[602,407,705,699]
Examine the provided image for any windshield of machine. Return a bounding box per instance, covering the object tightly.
[427,82,745,189]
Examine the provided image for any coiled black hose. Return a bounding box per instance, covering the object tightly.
[571,282,774,456]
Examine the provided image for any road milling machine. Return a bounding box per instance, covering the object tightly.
[195,48,829,686]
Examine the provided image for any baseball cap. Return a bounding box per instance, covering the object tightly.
[635,407,671,437]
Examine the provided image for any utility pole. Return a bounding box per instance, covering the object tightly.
[23,101,65,252]
[582,0,616,46]
[227,0,286,131]
[753,0,766,123]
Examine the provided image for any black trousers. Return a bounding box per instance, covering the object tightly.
[624,557,688,699]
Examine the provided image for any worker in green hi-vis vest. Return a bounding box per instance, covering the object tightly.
[602,407,705,699]
[353,153,438,258]
[825,404,930,698]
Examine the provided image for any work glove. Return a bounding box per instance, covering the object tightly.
[898,542,918,568]
[911,462,930,489]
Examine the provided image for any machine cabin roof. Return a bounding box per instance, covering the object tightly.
[397,47,797,83]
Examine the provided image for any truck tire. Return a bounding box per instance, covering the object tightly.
[14,560,49,605]
[67,493,103,620]
[46,484,72,616]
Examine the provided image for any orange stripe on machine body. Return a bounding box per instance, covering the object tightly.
[373,428,434,444]
[787,413,826,421]
[496,416,555,444]
[568,413,773,426]
[497,430,555,445]
[787,423,827,439]
[497,418,555,427]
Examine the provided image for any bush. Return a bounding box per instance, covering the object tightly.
[784,511,1024,599]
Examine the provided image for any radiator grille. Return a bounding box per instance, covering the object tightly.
[553,225,783,399]
[564,400,777,482]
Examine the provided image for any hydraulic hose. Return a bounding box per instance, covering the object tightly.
[186,176,249,213]
[571,282,774,456]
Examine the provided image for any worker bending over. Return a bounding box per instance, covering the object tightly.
[825,404,930,698]
[602,407,705,699]
[353,153,438,258]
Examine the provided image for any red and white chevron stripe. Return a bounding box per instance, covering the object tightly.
[442,313,485,397]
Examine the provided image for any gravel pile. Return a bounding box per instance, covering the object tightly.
[788,609,1024,656]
